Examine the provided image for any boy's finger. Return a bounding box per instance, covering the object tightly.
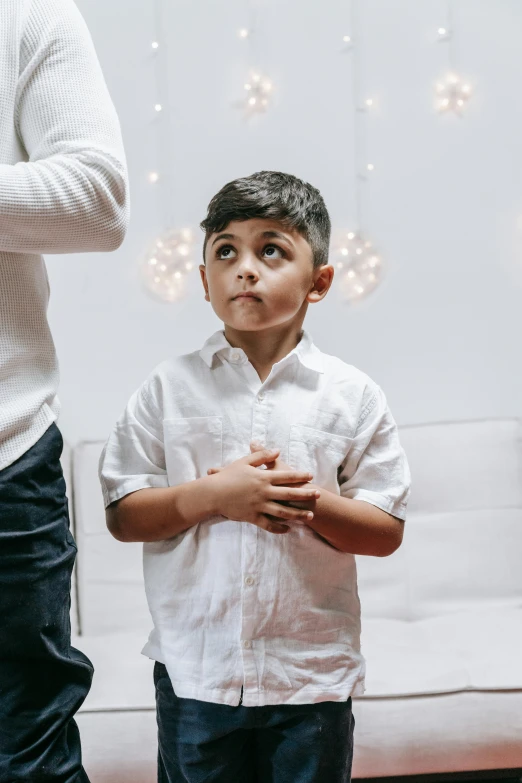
[247,448,280,466]
[250,441,278,466]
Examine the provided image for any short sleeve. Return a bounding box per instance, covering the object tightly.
[337,385,411,520]
[98,383,169,508]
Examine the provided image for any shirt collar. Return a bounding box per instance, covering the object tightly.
[199,328,324,374]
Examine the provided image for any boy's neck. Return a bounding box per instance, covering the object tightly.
[223,322,305,382]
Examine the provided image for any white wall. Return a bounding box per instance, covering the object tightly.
[46,0,522,446]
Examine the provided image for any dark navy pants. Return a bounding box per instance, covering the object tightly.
[154,662,355,783]
[0,423,93,782]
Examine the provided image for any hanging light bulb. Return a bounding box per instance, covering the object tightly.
[152,41,159,50]
[140,228,195,303]
[238,28,249,38]
[154,103,162,112]
[243,70,273,114]
[148,172,159,184]
[435,73,471,114]
[437,27,451,40]
[332,231,383,302]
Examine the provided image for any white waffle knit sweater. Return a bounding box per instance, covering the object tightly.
[0,0,129,471]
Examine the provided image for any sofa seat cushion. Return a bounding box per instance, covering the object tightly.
[74,606,522,711]
[74,633,155,712]
[362,606,522,697]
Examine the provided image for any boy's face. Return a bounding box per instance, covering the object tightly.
[199,218,332,332]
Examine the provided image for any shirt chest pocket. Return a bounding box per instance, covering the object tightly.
[288,424,353,492]
[163,416,223,486]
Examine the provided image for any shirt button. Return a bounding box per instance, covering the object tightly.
[231,352,241,362]
[243,640,252,649]
[245,576,254,586]
[257,392,264,401]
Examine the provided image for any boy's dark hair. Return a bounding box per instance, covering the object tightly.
[200,171,331,269]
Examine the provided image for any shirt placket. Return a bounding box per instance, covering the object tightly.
[239,378,272,705]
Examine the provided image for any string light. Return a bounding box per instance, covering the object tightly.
[240,0,274,115]
[435,73,471,114]
[244,71,273,113]
[435,1,472,115]
[332,232,383,303]
[140,229,196,303]
[142,1,196,302]
[335,0,383,303]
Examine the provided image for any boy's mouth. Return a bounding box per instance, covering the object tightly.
[233,292,262,301]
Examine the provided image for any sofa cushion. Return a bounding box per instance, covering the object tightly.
[398,418,522,515]
[75,633,154,712]
[357,506,522,621]
[361,606,522,697]
[74,606,522,714]
[407,507,522,620]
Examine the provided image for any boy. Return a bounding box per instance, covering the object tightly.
[99,170,411,783]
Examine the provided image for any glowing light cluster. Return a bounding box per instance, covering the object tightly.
[332,232,383,302]
[140,228,196,302]
[243,72,273,113]
[435,73,472,114]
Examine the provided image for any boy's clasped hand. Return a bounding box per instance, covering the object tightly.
[206,440,320,535]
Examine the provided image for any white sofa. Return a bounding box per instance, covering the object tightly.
[61,418,522,783]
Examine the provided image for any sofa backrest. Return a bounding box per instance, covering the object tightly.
[356,418,522,621]
[70,418,522,635]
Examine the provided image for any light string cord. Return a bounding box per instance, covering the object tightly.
[152,0,176,230]
[350,0,366,233]
[246,0,259,69]
[447,0,456,72]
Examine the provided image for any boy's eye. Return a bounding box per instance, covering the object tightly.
[216,245,237,259]
[215,243,285,260]
[263,245,284,259]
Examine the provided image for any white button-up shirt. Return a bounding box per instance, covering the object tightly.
[99,329,411,706]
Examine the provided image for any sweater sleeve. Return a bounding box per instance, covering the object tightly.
[0,0,130,255]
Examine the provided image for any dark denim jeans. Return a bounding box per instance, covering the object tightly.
[154,661,355,783]
[0,423,93,782]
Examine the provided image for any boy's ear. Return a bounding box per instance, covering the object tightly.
[199,264,210,301]
[307,264,334,303]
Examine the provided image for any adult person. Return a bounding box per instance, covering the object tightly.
[0,0,129,780]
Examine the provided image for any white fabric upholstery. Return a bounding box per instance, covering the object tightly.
[74,631,522,780]
[75,633,154,712]
[77,693,522,782]
[396,418,522,514]
[72,441,150,635]
[77,711,157,783]
[71,418,522,777]
[362,607,522,696]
